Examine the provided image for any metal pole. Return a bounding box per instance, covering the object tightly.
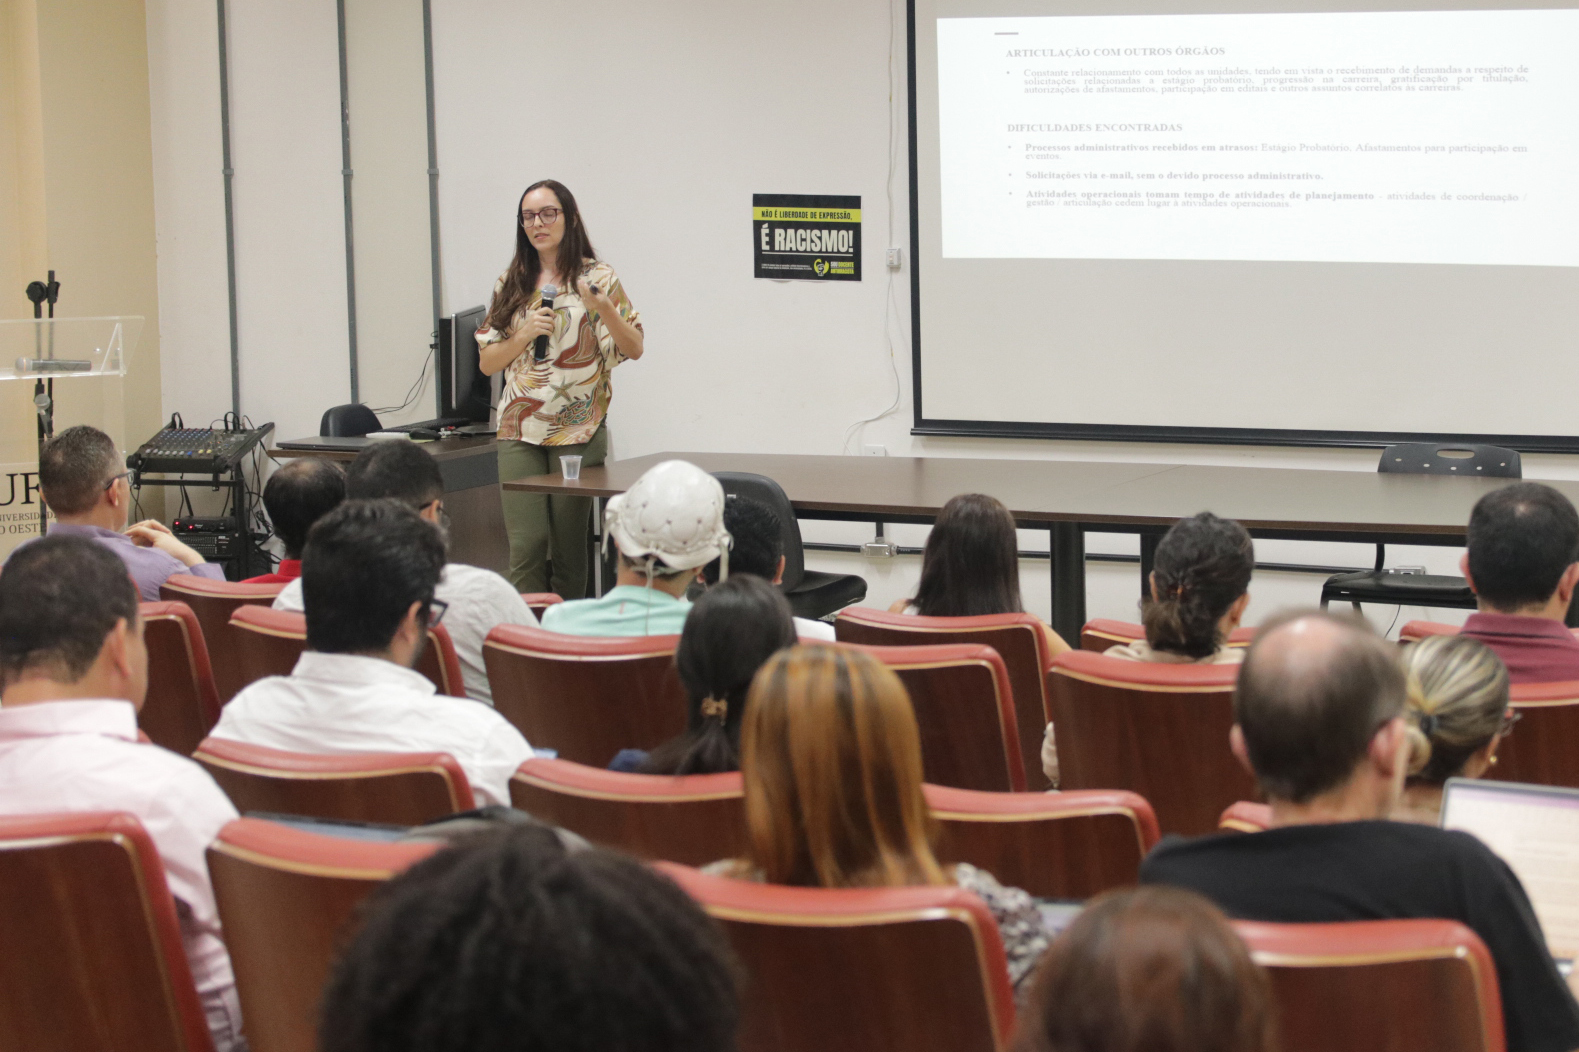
[1048,522,1087,644]
[422,0,444,417]
[217,0,241,418]
[336,0,360,403]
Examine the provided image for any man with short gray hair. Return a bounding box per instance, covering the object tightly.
[1141,610,1579,1052]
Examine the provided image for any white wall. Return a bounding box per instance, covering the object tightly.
[147,0,1579,633]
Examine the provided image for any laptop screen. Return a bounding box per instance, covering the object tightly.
[1442,777,1579,963]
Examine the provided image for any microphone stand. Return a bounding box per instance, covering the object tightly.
[24,271,60,535]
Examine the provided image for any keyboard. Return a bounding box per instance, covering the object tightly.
[127,424,275,475]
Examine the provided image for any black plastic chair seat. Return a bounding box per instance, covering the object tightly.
[712,470,868,621]
[1320,571,1477,610]
[785,569,868,621]
[319,403,381,437]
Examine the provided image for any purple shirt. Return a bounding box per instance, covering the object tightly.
[1461,611,1579,685]
[31,523,226,601]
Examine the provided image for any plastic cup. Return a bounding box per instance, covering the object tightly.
[560,455,583,481]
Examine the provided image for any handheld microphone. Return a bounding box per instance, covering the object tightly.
[534,284,558,362]
[15,358,91,375]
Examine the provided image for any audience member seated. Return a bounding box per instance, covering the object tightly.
[27,425,225,599]
[888,492,1072,656]
[609,575,797,774]
[1037,511,1256,788]
[318,822,739,1052]
[1140,610,1579,1052]
[245,457,346,584]
[1459,483,1579,683]
[700,495,836,640]
[705,645,1051,992]
[274,440,534,704]
[1012,885,1275,1052]
[0,537,244,1050]
[1392,635,1514,826]
[215,500,533,805]
[542,460,728,637]
[1114,512,1253,665]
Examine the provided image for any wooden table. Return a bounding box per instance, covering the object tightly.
[504,451,1579,642]
[269,436,509,575]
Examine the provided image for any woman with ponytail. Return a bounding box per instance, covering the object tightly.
[1120,512,1254,664]
[1393,634,1515,825]
[607,575,796,775]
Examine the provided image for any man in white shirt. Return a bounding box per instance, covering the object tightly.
[219,499,532,806]
[273,439,533,705]
[0,536,244,1051]
[700,495,836,641]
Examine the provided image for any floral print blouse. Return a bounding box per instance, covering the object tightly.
[474,260,641,446]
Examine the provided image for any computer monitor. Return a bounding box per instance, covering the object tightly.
[437,304,498,424]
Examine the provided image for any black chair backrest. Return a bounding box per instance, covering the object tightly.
[714,471,806,590]
[319,403,382,437]
[1377,443,1521,479]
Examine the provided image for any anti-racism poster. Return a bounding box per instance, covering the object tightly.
[753,194,861,281]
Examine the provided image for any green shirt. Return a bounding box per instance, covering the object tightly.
[539,584,691,637]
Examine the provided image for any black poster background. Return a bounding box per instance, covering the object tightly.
[753,193,862,281]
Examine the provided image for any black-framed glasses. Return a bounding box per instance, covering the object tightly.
[520,207,562,226]
[102,470,131,491]
[425,598,450,628]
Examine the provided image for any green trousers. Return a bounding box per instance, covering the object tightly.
[497,426,608,598]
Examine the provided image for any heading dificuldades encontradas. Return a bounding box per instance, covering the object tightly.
[1006,48,1227,58]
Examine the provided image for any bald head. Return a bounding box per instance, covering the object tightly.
[1234,611,1406,804]
[264,458,347,559]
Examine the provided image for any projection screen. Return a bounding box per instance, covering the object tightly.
[908,0,1579,450]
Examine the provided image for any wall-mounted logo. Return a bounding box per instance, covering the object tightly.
[752,194,862,282]
[812,258,829,277]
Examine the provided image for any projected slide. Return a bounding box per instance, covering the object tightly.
[939,10,1579,266]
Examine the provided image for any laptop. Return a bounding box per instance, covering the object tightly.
[1441,777,1579,970]
[274,435,377,452]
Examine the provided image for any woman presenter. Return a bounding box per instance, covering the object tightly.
[478,179,644,596]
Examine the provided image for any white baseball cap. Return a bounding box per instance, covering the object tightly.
[604,460,731,575]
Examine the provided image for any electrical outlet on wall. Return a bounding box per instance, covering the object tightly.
[886,248,901,269]
[862,444,887,456]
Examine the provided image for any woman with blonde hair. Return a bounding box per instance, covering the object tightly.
[707,645,1050,989]
[1393,634,1517,825]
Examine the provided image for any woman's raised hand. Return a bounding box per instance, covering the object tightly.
[576,276,616,318]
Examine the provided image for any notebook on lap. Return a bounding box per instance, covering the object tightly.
[1441,777,1579,970]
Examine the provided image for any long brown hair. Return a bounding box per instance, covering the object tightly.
[1014,885,1277,1052]
[483,179,599,333]
[737,646,947,888]
[912,493,1024,617]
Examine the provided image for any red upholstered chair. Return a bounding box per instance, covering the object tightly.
[658,862,1015,1052]
[925,784,1159,900]
[1078,617,1255,653]
[1491,680,1579,789]
[483,624,687,767]
[1218,800,1273,833]
[1047,651,1253,836]
[194,738,475,825]
[521,592,563,620]
[1236,918,1505,1052]
[510,758,745,865]
[835,607,1058,788]
[851,642,1025,792]
[160,575,283,704]
[208,817,440,1052]
[1399,620,1462,643]
[228,606,466,698]
[139,600,221,755]
[0,811,215,1052]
